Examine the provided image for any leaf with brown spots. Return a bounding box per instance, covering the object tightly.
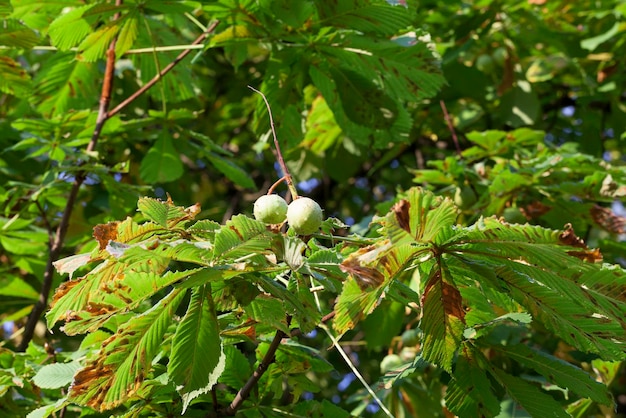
[69,289,185,411]
[590,204,625,234]
[420,263,465,372]
[93,221,119,250]
[335,242,417,334]
[379,187,458,246]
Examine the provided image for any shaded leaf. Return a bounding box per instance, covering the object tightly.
[31,52,99,117]
[492,368,570,418]
[0,19,38,48]
[139,134,184,184]
[445,351,501,418]
[207,152,255,189]
[493,344,612,406]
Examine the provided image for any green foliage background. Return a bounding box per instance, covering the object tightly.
[1,0,626,417]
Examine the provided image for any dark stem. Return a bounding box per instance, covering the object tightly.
[439,99,462,156]
[222,318,291,415]
[17,4,122,351]
[107,20,220,119]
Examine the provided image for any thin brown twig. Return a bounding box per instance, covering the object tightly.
[222,319,290,415]
[18,3,123,351]
[107,20,220,119]
[439,99,462,157]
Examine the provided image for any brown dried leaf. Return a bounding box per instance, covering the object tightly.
[558,224,587,249]
[521,201,552,219]
[339,241,397,290]
[93,222,119,250]
[590,204,625,234]
[392,199,411,233]
[422,269,466,322]
[559,224,603,263]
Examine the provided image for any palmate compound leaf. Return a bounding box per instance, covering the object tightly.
[443,217,626,360]
[450,345,574,418]
[31,51,99,117]
[47,253,168,329]
[314,0,412,36]
[334,188,457,336]
[48,215,185,330]
[68,288,186,411]
[169,284,225,413]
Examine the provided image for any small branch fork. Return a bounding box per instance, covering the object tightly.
[439,99,462,156]
[18,8,219,351]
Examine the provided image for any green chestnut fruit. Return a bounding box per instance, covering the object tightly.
[454,186,477,209]
[492,47,508,66]
[401,328,421,346]
[253,194,288,224]
[475,54,495,73]
[380,354,403,374]
[287,197,323,235]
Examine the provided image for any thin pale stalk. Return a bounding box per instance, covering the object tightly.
[248,86,299,200]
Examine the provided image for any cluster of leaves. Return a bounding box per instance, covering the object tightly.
[1,0,626,417]
[28,186,626,417]
[413,128,626,263]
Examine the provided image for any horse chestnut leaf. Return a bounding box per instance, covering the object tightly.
[253,194,288,224]
[286,197,323,235]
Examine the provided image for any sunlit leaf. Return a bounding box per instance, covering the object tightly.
[169,284,225,413]
[444,218,626,360]
[420,262,465,371]
[33,361,82,389]
[378,187,459,246]
[335,242,415,334]
[68,289,185,411]
[213,215,273,261]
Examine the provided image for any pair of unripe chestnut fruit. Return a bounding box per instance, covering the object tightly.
[253,194,323,235]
